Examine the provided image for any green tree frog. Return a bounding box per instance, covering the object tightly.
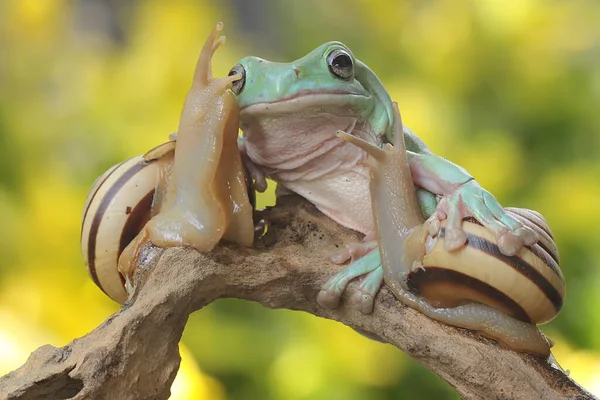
[229,42,538,314]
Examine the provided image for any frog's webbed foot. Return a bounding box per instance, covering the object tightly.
[349,264,384,314]
[318,248,383,314]
[238,136,268,192]
[430,180,538,256]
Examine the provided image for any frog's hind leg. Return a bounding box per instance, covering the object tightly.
[238,136,268,192]
[318,249,383,313]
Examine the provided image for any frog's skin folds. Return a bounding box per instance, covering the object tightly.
[232,42,538,313]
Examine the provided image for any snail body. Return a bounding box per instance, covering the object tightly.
[338,103,565,356]
[81,23,254,303]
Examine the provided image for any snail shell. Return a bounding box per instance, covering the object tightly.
[80,146,256,304]
[408,209,564,325]
[80,153,162,303]
[81,23,257,304]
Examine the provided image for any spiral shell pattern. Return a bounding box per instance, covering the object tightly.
[407,208,564,324]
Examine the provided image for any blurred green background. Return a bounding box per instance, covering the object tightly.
[1,0,599,398]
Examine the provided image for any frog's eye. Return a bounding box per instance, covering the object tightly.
[228,64,246,95]
[326,49,353,80]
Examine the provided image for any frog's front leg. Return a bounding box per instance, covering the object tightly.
[238,135,268,192]
[408,152,538,256]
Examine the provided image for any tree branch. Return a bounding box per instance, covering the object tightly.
[0,196,595,400]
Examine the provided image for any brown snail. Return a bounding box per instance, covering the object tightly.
[81,23,254,303]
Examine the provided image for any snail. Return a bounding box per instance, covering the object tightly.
[337,102,565,357]
[81,23,254,304]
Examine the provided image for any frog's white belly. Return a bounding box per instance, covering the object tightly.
[282,166,374,235]
[245,136,375,235]
[241,109,378,236]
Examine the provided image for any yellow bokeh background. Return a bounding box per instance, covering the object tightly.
[1,0,599,398]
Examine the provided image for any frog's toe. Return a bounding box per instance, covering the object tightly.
[497,230,523,256]
[330,250,351,265]
[318,267,365,309]
[349,266,384,314]
[317,288,342,309]
[350,291,375,314]
[516,226,538,246]
[483,192,539,247]
[238,139,268,193]
[319,249,381,309]
[442,197,469,251]
[482,207,537,254]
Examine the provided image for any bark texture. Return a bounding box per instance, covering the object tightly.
[0,196,595,400]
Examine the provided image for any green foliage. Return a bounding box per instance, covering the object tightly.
[1,0,599,398]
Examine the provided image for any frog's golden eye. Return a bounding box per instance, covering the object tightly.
[228,63,246,95]
[327,49,353,80]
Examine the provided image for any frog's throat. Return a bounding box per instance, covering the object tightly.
[240,91,369,115]
[239,88,386,184]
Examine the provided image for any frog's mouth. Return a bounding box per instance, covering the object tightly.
[240,90,368,114]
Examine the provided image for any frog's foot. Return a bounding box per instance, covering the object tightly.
[238,136,267,192]
[431,180,538,256]
[318,249,383,314]
[348,264,384,314]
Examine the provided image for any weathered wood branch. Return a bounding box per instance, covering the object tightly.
[0,196,595,400]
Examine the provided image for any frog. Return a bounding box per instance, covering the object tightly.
[229,41,538,314]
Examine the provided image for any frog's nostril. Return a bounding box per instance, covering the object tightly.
[293,67,300,78]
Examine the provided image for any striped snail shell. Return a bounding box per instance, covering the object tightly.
[82,22,256,304]
[81,142,256,304]
[407,208,564,325]
[81,151,164,304]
